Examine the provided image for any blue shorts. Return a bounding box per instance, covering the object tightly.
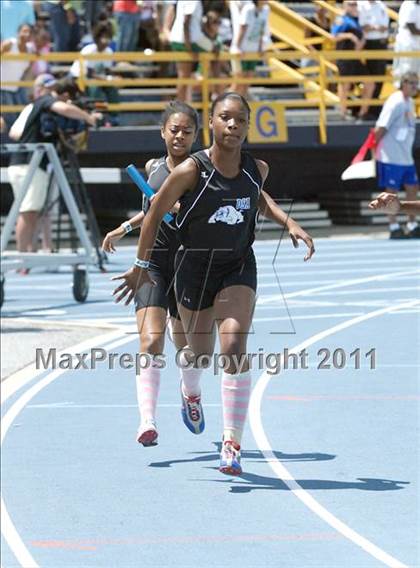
[377,162,419,191]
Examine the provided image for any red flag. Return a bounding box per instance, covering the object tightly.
[351,130,376,164]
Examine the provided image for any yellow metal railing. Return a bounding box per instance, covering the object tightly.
[1,49,419,145]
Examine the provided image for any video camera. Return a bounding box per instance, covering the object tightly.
[40,96,107,150]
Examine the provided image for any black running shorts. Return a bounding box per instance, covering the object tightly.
[175,248,257,311]
[134,249,179,319]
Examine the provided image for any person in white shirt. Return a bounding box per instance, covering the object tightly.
[357,0,389,120]
[230,0,270,97]
[0,23,34,126]
[374,71,419,238]
[169,0,204,102]
[393,0,420,82]
[70,22,120,125]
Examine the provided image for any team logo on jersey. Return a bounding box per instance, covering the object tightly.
[208,205,244,225]
[201,171,209,179]
[236,197,250,210]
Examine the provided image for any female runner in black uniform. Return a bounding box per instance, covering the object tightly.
[113,93,315,474]
[103,101,199,447]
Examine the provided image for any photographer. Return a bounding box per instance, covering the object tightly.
[7,76,101,255]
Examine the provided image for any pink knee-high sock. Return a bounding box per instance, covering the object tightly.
[221,370,252,445]
[136,366,161,424]
[178,349,203,397]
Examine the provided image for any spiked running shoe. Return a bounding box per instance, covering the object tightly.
[136,420,158,446]
[180,381,205,434]
[219,440,242,475]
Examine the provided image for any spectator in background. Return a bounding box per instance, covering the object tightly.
[393,0,420,82]
[302,4,330,69]
[0,0,35,41]
[0,24,34,127]
[113,0,141,52]
[158,0,176,47]
[138,0,160,51]
[169,0,205,102]
[228,0,249,76]
[7,77,101,254]
[42,0,81,52]
[195,9,225,98]
[374,71,419,239]
[230,0,270,98]
[331,1,367,121]
[85,0,107,34]
[155,0,176,78]
[27,25,52,82]
[70,22,120,125]
[357,0,389,120]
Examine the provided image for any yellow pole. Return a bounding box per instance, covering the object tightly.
[318,54,327,144]
[77,55,86,93]
[201,54,210,147]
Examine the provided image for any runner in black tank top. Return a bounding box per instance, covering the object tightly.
[104,101,199,447]
[114,93,315,475]
[174,148,262,310]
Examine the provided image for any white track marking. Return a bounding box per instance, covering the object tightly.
[255,249,418,261]
[257,258,414,269]
[249,299,419,568]
[257,269,419,304]
[1,331,128,567]
[253,312,363,322]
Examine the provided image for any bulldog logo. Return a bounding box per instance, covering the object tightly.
[208,206,244,225]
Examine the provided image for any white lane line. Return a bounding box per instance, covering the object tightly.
[306,287,419,297]
[258,258,415,269]
[1,330,128,568]
[257,269,419,303]
[249,299,419,568]
[253,312,363,322]
[254,249,418,261]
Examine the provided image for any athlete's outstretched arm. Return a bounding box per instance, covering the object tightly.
[369,192,420,215]
[112,159,198,304]
[102,159,155,252]
[102,210,146,253]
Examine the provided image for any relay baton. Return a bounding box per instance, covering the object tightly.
[126,164,174,224]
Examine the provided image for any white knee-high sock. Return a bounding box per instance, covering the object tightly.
[221,370,252,445]
[136,366,161,424]
[178,349,203,397]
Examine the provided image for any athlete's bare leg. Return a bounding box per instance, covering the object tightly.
[214,285,256,374]
[405,184,419,224]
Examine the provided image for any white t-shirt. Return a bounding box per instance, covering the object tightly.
[169,0,203,45]
[375,90,416,165]
[70,43,114,78]
[0,38,32,92]
[229,0,252,46]
[395,0,420,49]
[231,2,270,52]
[357,1,389,40]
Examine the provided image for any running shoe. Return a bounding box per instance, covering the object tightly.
[407,225,420,238]
[180,381,205,434]
[136,420,158,446]
[389,227,406,239]
[219,440,242,476]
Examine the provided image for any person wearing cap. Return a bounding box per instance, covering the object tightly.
[7,76,102,255]
[374,71,419,239]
